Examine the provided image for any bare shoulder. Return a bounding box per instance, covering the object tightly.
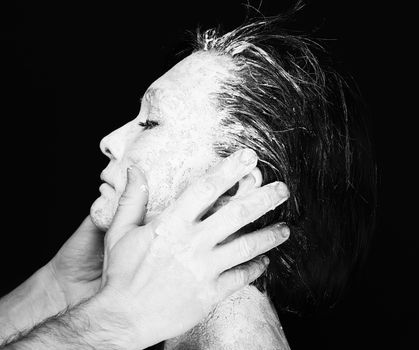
[165,286,291,350]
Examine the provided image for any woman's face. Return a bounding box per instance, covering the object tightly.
[90,52,232,231]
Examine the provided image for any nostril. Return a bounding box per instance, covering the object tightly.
[99,126,126,160]
[100,135,114,159]
[104,146,112,157]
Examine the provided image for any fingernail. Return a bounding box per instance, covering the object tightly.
[261,255,270,266]
[246,173,256,186]
[274,182,289,197]
[127,165,136,179]
[239,148,257,165]
[267,182,290,206]
[139,184,149,194]
[280,226,290,239]
[273,222,289,239]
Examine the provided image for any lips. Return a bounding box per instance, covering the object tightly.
[100,172,115,189]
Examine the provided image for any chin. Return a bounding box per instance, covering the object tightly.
[89,187,166,230]
[90,195,117,231]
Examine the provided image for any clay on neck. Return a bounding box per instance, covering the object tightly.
[164,285,290,350]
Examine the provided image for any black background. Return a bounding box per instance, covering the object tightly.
[2,0,417,349]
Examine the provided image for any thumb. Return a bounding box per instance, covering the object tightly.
[108,165,149,244]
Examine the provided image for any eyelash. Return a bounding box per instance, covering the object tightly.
[138,120,159,130]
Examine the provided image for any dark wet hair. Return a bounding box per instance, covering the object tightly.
[194,5,377,314]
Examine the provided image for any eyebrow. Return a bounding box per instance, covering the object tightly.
[140,88,165,120]
[141,87,160,104]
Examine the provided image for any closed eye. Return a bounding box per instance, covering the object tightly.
[138,120,159,130]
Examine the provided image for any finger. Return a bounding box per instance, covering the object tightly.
[212,223,289,273]
[56,215,105,272]
[107,166,149,245]
[171,148,258,222]
[215,255,269,302]
[235,167,263,197]
[201,181,289,246]
[200,168,263,220]
[68,215,104,252]
[73,215,103,235]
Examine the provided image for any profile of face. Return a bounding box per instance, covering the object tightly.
[90,52,235,231]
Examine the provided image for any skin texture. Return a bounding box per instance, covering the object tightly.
[164,286,290,350]
[90,51,290,349]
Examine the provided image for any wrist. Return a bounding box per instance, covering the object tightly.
[0,266,67,341]
[83,288,150,350]
[1,294,147,350]
[37,263,68,313]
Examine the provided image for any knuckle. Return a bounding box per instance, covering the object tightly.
[267,229,280,245]
[229,201,249,225]
[153,212,191,241]
[234,268,247,285]
[259,191,275,208]
[238,237,257,259]
[193,178,217,199]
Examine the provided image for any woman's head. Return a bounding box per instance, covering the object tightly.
[91,12,376,314]
[90,52,234,230]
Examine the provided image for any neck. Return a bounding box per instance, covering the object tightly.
[164,285,290,350]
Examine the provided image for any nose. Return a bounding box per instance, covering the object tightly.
[100,124,129,160]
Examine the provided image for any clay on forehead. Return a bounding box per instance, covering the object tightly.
[144,86,203,126]
[140,52,236,167]
[157,92,187,118]
[149,52,233,115]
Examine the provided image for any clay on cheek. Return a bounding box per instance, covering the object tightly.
[133,100,218,218]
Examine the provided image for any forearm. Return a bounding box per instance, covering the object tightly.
[1,292,147,350]
[0,265,66,342]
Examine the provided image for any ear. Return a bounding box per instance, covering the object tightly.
[203,167,263,219]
